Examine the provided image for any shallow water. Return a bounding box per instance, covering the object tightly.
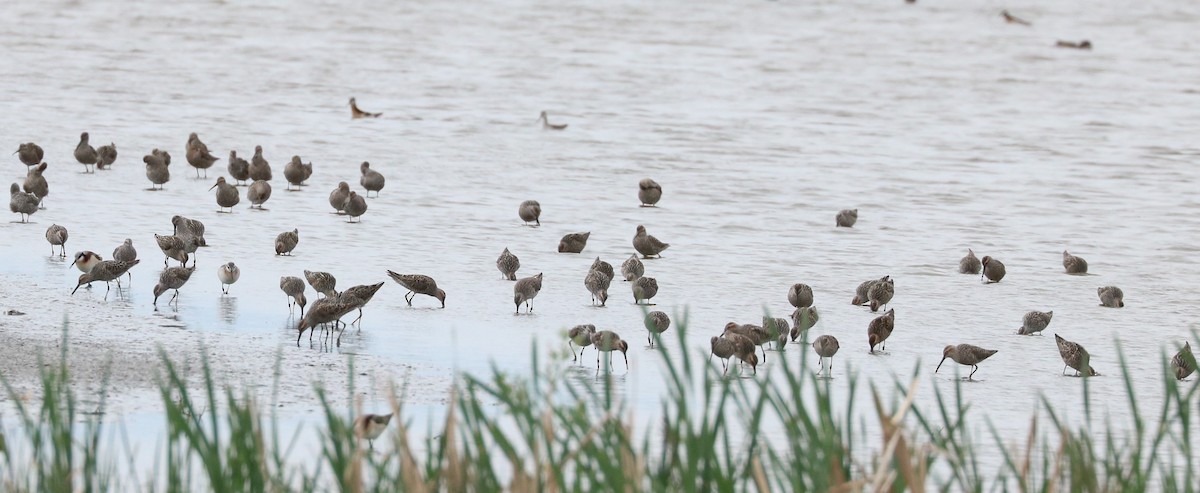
[2,0,1200,481]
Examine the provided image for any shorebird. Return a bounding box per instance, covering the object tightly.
[645,311,670,347]
[349,97,382,118]
[112,239,137,283]
[15,142,43,174]
[96,144,117,169]
[283,156,310,190]
[249,146,271,182]
[275,229,299,256]
[762,316,789,349]
[145,152,170,190]
[497,248,520,280]
[23,163,48,208]
[518,200,541,226]
[852,276,888,305]
[171,216,207,247]
[727,332,760,374]
[981,256,1006,283]
[632,276,658,305]
[584,268,611,307]
[72,259,139,295]
[710,336,737,374]
[1019,310,1053,335]
[1001,10,1031,25]
[836,209,857,227]
[621,254,644,281]
[936,344,998,379]
[9,183,39,222]
[591,330,628,370]
[638,178,662,207]
[339,282,386,325]
[591,257,614,280]
[513,273,543,313]
[867,309,895,354]
[71,251,104,274]
[724,322,771,361]
[632,225,669,258]
[295,297,356,344]
[329,182,351,214]
[248,180,272,209]
[1056,40,1092,50]
[228,150,250,186]
[1063,250,1088,274]
[218,262,240,294]
[155,234,192,267]
[812,335,840,377]
[280,276,307,316]
[1097,286,1124,307]
[186,133,218,178]
[386,271,447,308]
[45,224,68,257]
[304,271,338,298]
[153,266,196,306]
[868,277,894,312]
[538,111,567,130]
[74,132,98,173]
[567,324,597,361]
[558,232,590,253]
[959,249,981,274]
[788,283,814,308]
[1172,342,1195,380]
[353,413,392,449]
[790,306,820,341]
[360,162,385,198]
[1055,334,1099,376]
[343,191,368,222]
[209,177,240,212]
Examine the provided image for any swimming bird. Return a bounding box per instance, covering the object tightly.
[249,146,271,182]
[385,271,446,308]
[584,268,611,307]
[590,257,615,280]
[1097,286,1124,307]
[153,265,196,306]
[280,276,307,316]
[349,97,382,118]
[591,330,628,370]
[936,344,998,380]
[621,254,644,281]
[329,182,351,214]
[1055,334,1099,376]
[538,111,567,130]
[15,142,43,174]
[145,152,170,190]
[154,234,193,267]
[513,273,543,314]
[74,132,98,173]
[360,162,385,198]
[248,180,272,209]
[186,133,218,178]
[72,259,140,295]
[518,200,541,226]
[171,216,207,247]
[867,309,895,354]
[1056,40,1092,50]
[275,229,299,256]
[638,178,662,207]
[558,232,590,253]
[852,276,888,305]
[981,256,1006,283]
[353,413,393,449]
[112,239,137,282]
[9,183,38,222]
[497,248,520,280]
[645,311,670,347]
[218,262,240,294]
[1001,10,1031,25]
[868,277,894,312]
[788,283,814,308]
[959,249,981,274]
[304,271,338,298]
[567,324,597,361]
[1172,342,1194,380]
[812,335,840,377]
[836,209,857,227]
[283,156,310,190]
[724,322,771,361]
[343,191,367,222]
[1018,310,1053,335]
[295,297,356,344]
[209,177,240,212]
[339,281,386,325]
[762,316,789,349]
[96,144,117,169]
[1062,251,1088,274]
[790,306,820,341]
[228,150,250,186]
[632,225,669,258]
[633,276,658,305]
[22,163,48,208]
[45,224,68,257]
[71,251,103,274]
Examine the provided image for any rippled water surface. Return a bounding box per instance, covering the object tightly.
[3,0,1200,476]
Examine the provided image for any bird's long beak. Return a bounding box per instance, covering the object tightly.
[935,356,947,373]
[208,183,218,190]
[71,283,82,295]
[69,259,78,268]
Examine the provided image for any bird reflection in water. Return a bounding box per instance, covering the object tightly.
[220,296,238,325]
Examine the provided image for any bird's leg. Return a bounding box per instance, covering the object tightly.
[352,309,363,326]
[569,342,576,361]
[969,365,978,380]
[405,292,414,306]
[622,352,628,370]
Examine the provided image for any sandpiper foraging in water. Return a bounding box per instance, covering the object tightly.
[867,276,894,312]
[353,413,393,449]
[1018,310,1053,335]
[72,259,140,295]
[1055,334,1099,376]
[632,276,659,305]
[339,281,386,326]
[638,178,662,207]
[788,283,814,308]
[154,234,193,267]
[171,216,207,247]
[209,177,240,213]
[567,324,597,362]
[591,330,629,370]
[45,224,68,258]
[762,316,790,349]
[295,297,357,344]
[959,249,981,274]
[583,268,611,307]
[518,200,541,226]
[1172,342,1195,381]
[23,162,48,208]
[633,225,669,258]
[497,248,520,280]
[74,132,98,173]
[9,183,39,222]
[710,334,758,375]
[304,270,338,298]
[645,311,670,347]
[790,306,820,342]
[513,273,543,314]
[274,229,299,256]
[96,143,117,170]
[280,276,308,316]
[359,162,385,198]
[185,133,218,178]
[936,344,998,380]
[386,271,447,308]
[980,256,1006,283]
[811,335,840,376]
[867,309,895,354]
[1097,286,1124,307]
[1062,250,1088,274]
[621,254,644,281]
[835,209,857,227]
[217,262,240,295]
[153,265,196,306]
[538,110,568,130]
[349,97,382,118]
[852,276,889,305]
[590,257,614,280]
[558,232,590,253]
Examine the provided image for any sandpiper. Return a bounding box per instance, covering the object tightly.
[1097,286,1124,308]
[558,232,590,253]
[591,330,628,370]
[23,163,48,208]
[280,276,307,316]
[71,251,104,274]
[790,306,820,341]
[96,144,117,169]
[248,180,272,209]
[590,257,614,280]
[343,191,368,222]
[9,183,39,222]
[275,229,299,256]
[329,182,351,213]
[762,316,789,349]
[812,335,840,377]
[74,132,98,173]
[513,273,543,314]
[72,259,140,295]
[621,254,644,281]
[632,276,658,305]
[568,324,597,361]
[185,133,218,178]
[867,309,895,354]
[349,97,382,118]
[1001,10,1031,25]
[283,156,309,190]
[1056,40,1092,50]
[360,162,385,198]
[710,336,737,374]
[867,276,894,312]
[959,249,981,274]
[112,239,137,282]
[339,281,386,325]
[45,224,68,257]
[645,311,670,347]
[638,178,662,207]
[153,265,196,306]
[386,271,447,308]
[633,225,669,258]
[353,413,392,449]
[936,344,998,379]
[1018,310,1053,335]
[295,297,356,344]
[171,216,207,247]
[851,276,888,305]
[584,268,611,307]
[218,262,240,294]
[304,270,339,298]
[836,209,857,227]
[788,283,814,308]
[145,152,170,190]
[497,248,520,280]
[1055,334,1099,376]
[724,322,770,361]
[209,177,240,213]
[1063,250,1088,274]
[518,200,541,226]
[154,234,192,267]
[538,111,568,130]
[981,256,1006,283]
[1172,342,1194,380]
[727,332,759,374]
[228,150,250,185]
[249,146,271,182]
[15,142,43,174]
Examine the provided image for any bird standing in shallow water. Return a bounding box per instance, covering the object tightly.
[836,209,857,227]
[981,256,1006,283]
[97,144,117,169]
[354,413,392,449]
[633,225,669,258]
[386,271,446,308]
[645,311,670,347]
[280,276,307,316]
[513,273,543,314]
[538,111,567,130]
[343,191,367,222]
[852,276,888,305]
[275,229,299,256]
[154,266,196,306]
[621,254,644,281]
[283,156,309,191]
[228,151,250,186]
[1097,286,1124,307]
[349,97,382,118]
[359,162,385,198]
[1055,334,1098,376]
[790,306,820,342]
[763,316,790,349]
[72,259,139,295]
[788,283,814,308]
[867,277,894,312]
[74,132,98,173]
[329,182,350,214]
[1172,342,1195,380]
[519,200,541,226]
[638,178,662,207]
[209,177,239,212]
[304,271,338,298]
[339,282,386,326]
[1062,250,1088,274]
[145,152,170,190]
[218,262,240,294]
[71,251,104,274]
[558,232,590,253]
[812,335,840,376]
[568,324,596,362]
[633,276,658,305]
[10,183,39,222]
[936,344,998,379]
[867,309,895,354]
[497,248,520,280]
[185,133,218,178]
[248,180,272,209]
[45,224,68,257]
[23,163,48,208]
[959,249,981,274]
[584,268,611,307]
[15,142,43,174]
[1018,310,1053,335]
[154,234,192,267]
[591,330,628,370]
[249,146,271,182]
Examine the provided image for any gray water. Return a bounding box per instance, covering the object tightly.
[2,0,1199,481]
